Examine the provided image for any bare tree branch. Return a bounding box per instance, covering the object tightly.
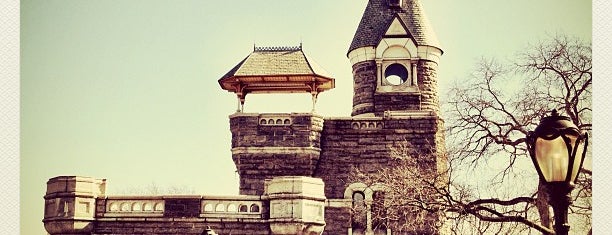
[349,34,591,234]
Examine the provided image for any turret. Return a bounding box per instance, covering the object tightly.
[347,0,443,117]
[219,45,334,195]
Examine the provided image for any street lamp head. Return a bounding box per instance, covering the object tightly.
[527,109,588,184]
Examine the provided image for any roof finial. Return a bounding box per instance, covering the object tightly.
[550,109,559,117]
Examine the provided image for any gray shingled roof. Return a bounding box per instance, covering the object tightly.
[220,46,332,80]
[218,46,335,96]
[348,0,442,54]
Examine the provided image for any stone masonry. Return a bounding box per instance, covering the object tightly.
[44,176,326,235]
[43,1,447,234]
[230,113,324,196]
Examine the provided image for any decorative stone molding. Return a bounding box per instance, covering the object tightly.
[351,121,383,130]
[343,182,388,200]
[103,197,164,217]
[231,146,321,155]
[259,117,292,126]
[200,196,264,219]
[347,46,376,65]
[383,110,437,119]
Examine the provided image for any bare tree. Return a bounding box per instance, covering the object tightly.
[351,34,591,234]
[446,33,591,233]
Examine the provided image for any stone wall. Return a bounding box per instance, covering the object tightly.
[315,114,445,199]
[351,59,440,116]
[93,220,270,235]
[373,92,421,116]
[44,176,326,235]
[418,60,440,113]
[314,113,446,234]
[351,60,377,116]
[230,113,324,195]
[322,200,352,235]
[90,195,271,235]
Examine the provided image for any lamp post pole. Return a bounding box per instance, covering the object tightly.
[547,182,573,235]
[527,109,588,235]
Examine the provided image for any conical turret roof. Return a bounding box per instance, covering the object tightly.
[348,0,442,54]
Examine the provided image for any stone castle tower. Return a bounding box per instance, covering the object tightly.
[348,0,442,116]
[43,0,446,234]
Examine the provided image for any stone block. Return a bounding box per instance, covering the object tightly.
[264,177,325,199]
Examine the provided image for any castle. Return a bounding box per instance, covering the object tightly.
[43,0,446,234]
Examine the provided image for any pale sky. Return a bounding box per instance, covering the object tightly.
[21,1,591,234]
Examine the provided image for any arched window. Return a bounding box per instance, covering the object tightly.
[132,203,142,211]
[352,191,365,205]
[352,191,367,232]
[384,63,409,85]
[238,204,248,212]
[215,204,225,212]
[109,203,119,212]
[120,203,130,211]
[227,204,237,212]
[203,204,213,212]
[143,203,152,211]
[250,204,260,213]
[154,203,164,211]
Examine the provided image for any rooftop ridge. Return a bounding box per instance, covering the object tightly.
[254,44,302,52]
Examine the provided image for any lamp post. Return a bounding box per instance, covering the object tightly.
[527,110,589,235]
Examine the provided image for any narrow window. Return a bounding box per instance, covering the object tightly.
[352,191,367,231]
